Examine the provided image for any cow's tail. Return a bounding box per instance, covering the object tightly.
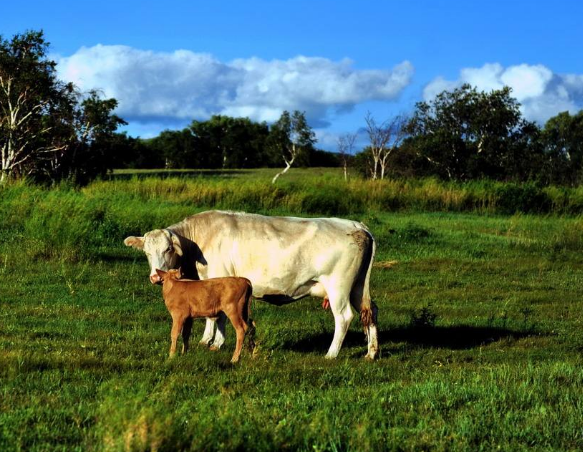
[359,230,376,330]
[242,279,256,351]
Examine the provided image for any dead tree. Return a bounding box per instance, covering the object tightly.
[337,133,357,181]
[364,112,407,180]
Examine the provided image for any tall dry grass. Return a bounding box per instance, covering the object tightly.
[3,173,583,261]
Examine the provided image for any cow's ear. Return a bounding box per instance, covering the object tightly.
[172,234,183,256]
[124,236,145,250]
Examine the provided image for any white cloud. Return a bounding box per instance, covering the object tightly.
[423,63,583,123]
[56,45,413,129]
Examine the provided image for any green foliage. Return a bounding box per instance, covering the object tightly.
[267,110,317,166]
[538,111,583,185]
[189,115,271,169]
[406,84,537,181]
[121,114,334,173]
[0,30,125,184]
[494,182,552,214]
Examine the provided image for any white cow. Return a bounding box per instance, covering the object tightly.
[124,210,379,359]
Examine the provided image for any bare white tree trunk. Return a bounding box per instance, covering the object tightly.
[366,113,407,180]
[365,112,390,181]
[0,74,68,182]
[271,157,293,184]
[337,133,356,182]
[272,143,297,184]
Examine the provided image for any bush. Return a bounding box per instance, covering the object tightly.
[495,183,552,214]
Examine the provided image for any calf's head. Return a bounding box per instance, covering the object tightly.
[155,268,182,283]
[124,229,183,284]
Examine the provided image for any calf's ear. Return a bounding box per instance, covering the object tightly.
[124,236,145,250]
[156,269,166,278]
[172,234,183,256]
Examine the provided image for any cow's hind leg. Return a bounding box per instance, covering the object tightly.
[350,289,380,360]
[209,312,227,351]
[199,318,216,347]
[324,286,354,359]
[364,301,379,360]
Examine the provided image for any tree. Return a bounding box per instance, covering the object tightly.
[269,110,316,184]
[538,111,583,185]
[0,31,74,182]
[364,112,407,180]
[337,133,357,181]
[146,129,197,169]
[0,30,125,184]
[406,84,535,181]
[188,115,269,169]
[55,91,126,183]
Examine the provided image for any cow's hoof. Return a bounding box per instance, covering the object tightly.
[209,345,220,352]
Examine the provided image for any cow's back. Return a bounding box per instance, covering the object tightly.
[172,211,372,299]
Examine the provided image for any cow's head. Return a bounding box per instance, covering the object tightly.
[124,229,183,284]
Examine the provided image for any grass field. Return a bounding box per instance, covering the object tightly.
[2,169,583,451]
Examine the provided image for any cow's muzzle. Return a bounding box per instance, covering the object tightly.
[150,274,162,285]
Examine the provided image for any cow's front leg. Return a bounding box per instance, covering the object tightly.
[209,312,227,351]
[199,318,216,346]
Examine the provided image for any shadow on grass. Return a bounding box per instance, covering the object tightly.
[285,325,535,354]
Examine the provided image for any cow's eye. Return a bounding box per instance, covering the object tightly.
[167,246,173,253]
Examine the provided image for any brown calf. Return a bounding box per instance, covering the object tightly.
[156,269,254,363]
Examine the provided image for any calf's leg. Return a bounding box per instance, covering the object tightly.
[169,314,186,358]
[226,314,248,363]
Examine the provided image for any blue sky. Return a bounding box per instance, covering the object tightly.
[2,0,583,150]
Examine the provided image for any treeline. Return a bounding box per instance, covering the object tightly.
[0,30,340,185]
[356,84,583,186]
[114,114,339,170]
[121,83,583,187]
[3,30,583,187]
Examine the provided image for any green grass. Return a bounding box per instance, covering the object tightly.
[2,171,583,450]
